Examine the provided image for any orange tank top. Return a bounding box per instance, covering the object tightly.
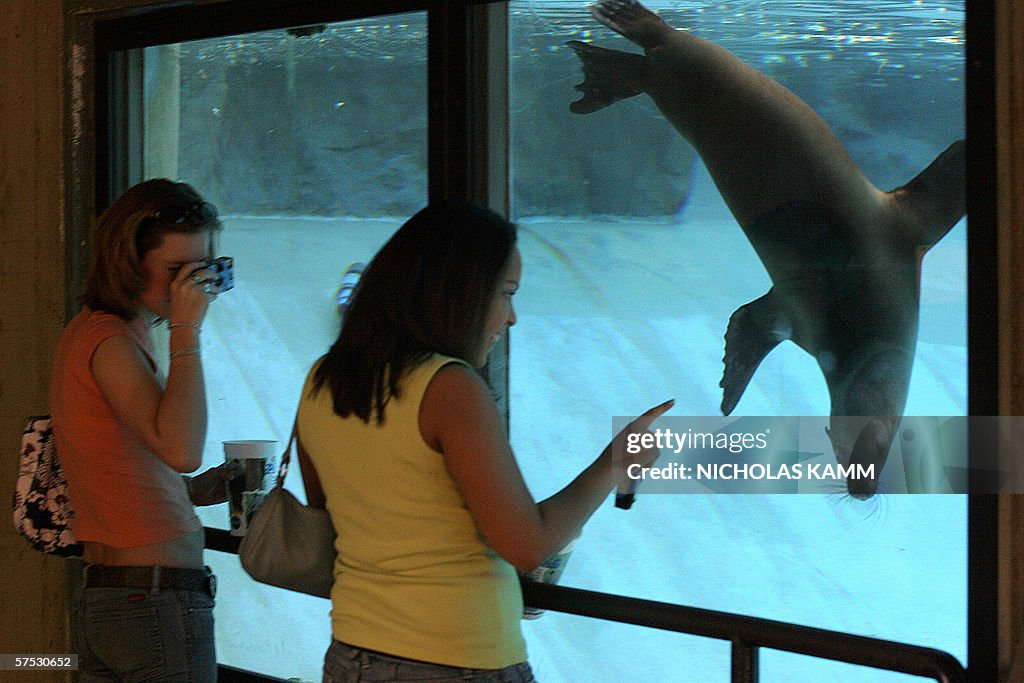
[49,308,201,547]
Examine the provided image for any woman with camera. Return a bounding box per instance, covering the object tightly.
[296,201,671,682]
[50,178,236,682]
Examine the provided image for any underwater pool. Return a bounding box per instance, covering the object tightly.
[194,208,966,681]
[158,1,967,679]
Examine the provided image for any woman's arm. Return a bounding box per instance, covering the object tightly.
[182,461,240,505]
[92,330,206,473]
[420,363,670,573]
[92,262,212,473]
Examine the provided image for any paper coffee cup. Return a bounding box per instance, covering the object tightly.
[224,440,277,536]
[523,535,579,619]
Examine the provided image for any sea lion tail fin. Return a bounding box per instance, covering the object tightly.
[720,290,787,415]
[567,40,648,114]
[891,139,966,248]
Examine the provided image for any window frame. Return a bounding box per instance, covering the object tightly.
[964,1,998,680]
[67,1,998,680]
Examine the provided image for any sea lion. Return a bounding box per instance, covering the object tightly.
[568,0,966,497]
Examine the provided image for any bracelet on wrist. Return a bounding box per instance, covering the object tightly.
[169,347,201,360]
[169,322,202,331]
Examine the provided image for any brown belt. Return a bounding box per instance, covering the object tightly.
[84,565,216,597]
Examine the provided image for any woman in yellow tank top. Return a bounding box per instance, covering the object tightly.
[297,201,672,682]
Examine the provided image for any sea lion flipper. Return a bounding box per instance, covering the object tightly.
[891,139,966,248]
[720,290,787,415]
[590,0,672,50]
[567,40,648,114]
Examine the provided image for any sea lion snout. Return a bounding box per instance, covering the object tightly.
[828,417,893,499]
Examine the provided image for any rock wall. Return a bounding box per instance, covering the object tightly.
[173,29,696,219]
[171,24,962,220]
[178,37,430,216]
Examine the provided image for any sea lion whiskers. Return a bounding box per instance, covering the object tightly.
[830,485,890,521]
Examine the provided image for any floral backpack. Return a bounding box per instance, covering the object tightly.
[12,416,82,557]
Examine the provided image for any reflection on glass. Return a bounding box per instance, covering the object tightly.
[509,1,965,681]
[141,13,427,681]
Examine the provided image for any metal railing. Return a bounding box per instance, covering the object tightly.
[206,528,966,682]
[520,579,966,683]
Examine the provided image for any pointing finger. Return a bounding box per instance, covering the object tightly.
[628,398,675,432]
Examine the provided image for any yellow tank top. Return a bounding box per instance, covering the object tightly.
[297,354,527,669]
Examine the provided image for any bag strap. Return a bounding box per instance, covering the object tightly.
[275,420,298,489]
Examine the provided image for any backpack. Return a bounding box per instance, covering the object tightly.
[12,416,83,557]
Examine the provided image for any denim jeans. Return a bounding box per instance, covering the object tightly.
[323,641,536,683]
[72,581,216,682]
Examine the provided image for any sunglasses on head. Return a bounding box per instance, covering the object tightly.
[150,201,219,225]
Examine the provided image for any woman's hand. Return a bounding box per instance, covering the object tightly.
[602,399,674,509]
[601,399,675,480]
[185,461,242,506]
[169,260,216,326]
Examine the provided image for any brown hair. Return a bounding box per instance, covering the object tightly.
[80,179,222,319]
[312,200,517,423]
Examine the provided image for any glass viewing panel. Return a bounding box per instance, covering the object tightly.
[508,1,966,681]
[139,13,428,681]
[125,2,968,680]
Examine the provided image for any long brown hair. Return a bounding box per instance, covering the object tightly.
[312,201,517,423]
[80,179,221,319]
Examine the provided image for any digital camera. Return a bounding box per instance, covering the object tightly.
[191,256,235,294]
